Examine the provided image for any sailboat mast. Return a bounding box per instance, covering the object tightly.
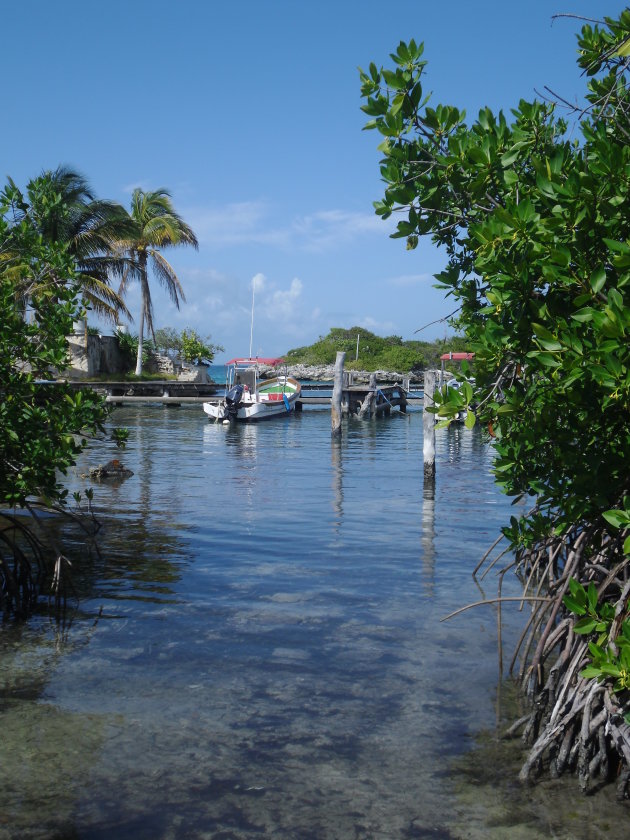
[249,283,255,359]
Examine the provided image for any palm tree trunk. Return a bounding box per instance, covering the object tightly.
[135,256,148,376]
[135,308,145,376]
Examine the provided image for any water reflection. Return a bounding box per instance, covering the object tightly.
[331,437,344,530]
[223,422,260,520]
[445,421,486,463]
[421,474,436,594]
[1,408,627,839]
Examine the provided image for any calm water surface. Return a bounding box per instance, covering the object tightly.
[1,407,627,839]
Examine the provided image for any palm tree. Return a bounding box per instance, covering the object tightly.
[116,188,198,375]
[5,166,133,322]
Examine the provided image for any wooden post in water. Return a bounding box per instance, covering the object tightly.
[358,372,377,419]
[423,370,436,478]
[331,351,346,437]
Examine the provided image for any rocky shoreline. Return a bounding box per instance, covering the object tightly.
[258,363,424,384]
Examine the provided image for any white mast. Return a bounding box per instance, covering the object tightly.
[249,282,255,359]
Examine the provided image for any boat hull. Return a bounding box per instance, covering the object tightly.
[203,375,301,423]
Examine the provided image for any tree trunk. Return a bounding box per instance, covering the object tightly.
[135,308,145,376]
[135,259,148,376]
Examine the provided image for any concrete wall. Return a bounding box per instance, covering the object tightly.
[66,334,125,378]
[65,335,208,382]
[93,335,125,375]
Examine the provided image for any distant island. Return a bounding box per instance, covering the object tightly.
[283,327,468,373]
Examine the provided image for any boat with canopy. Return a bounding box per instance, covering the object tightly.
[203,357,301,423]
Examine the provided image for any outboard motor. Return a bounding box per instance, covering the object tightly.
[223,383,244,422]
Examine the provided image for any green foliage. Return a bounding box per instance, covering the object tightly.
[285,327,467,371]
[118,325,223,372]
[563,579,630,709]
[115,329,154,371]
[3,167,131,323]
[0,177,114,509]
[361,13,630,546]
[154,326,181,356]
[178,328,223,364]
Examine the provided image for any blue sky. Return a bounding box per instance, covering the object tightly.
[3,1,624,361]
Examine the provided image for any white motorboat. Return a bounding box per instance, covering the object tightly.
[203,357,301,423]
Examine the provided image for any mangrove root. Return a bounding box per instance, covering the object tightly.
[477,517,630,794]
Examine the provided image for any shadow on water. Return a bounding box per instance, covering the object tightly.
[1,407,628,838]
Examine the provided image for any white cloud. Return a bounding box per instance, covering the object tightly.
[291,209,384,251]
[144,266,310,354]
[183,201,290,248]
[251,272,266,292]
[120,179,154,194]
[182,201,387,252]
[386,273,434,287]
[356,315,397,334]
[264,278,302,320]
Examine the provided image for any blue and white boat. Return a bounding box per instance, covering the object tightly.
[203,357,301,423]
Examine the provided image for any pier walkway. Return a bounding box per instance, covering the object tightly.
[65,380,423,411]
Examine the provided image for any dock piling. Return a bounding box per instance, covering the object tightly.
[423,370,436,478]
[358,373,377,418]
[331,351,346,437]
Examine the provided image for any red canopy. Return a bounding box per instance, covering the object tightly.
[225,357,285,366]
[439,352,474,361]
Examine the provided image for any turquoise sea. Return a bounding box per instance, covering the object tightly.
[208,363,228,385]
[0,406,627,838]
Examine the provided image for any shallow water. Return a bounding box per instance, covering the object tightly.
[0,407,628,839]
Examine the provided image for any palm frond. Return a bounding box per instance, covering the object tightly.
[81,288,132,323]
[149,250,186,306]
[76,268,132,322]
[117,253,144,296]
[71,200,135,258]
[143,216,180,246]
[114,188,197,342]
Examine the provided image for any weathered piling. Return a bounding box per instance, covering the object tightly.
[331,351,346,437]
[358,373,377,418]
[423,370,436,478]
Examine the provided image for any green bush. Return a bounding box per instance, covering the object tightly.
[285,327,467,371]
[116,330,154,371]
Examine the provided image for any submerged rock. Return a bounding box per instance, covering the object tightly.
[87,460,134,480]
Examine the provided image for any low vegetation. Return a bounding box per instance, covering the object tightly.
[111,326,222,379]
[154,326,223,365]
[285,327,468,372]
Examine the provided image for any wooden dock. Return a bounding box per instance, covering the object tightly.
[59,379,423,411]
[71,380,218,406]
[295,382,410,416]
[92,381,422,416]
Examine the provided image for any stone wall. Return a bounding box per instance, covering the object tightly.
[65,335,209,382]
[176,363,210,383]
[65,334,125,378]
[146,353,179,376]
